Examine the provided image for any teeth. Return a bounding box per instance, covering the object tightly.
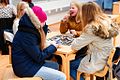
[71,12,74,14]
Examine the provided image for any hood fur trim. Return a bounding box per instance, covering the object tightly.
[92,22,119,39]
[25,6,41,29]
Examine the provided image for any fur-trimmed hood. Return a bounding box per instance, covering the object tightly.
[92,22,119,39]
[25,6,42,29]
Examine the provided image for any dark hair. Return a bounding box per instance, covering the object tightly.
[0,0,9,5]
[22,0,32,3]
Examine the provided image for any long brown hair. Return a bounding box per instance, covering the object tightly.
[81,2,98,27]
[81,2,110,38]
[0,0,9,5]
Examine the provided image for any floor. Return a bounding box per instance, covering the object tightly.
[0,54,9,80]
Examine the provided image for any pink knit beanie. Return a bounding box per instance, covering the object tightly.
[32,6,47,23]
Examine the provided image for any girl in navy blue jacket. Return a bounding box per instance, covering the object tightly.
[12,5,66,80]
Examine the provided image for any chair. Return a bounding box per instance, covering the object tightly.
[8,77,42,80]
[77,48,115,80]
[4,31,13,64]
[2,49,43,80]
[3,32,43,80]
[77,37,117,80]
[112,1,120,15]
[2,65,42,80]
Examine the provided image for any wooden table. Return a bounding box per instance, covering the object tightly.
[47,32,76,80]
[55,46,76,80]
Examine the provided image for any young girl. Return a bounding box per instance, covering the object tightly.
[70,2,119,80]
[60,1,88,79]
[60,0,82,37]
[12,5,66,80]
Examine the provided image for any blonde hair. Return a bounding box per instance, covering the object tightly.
[81,2,110,38]
[21,4,46,50]
[16,1,29,18]
[70,0,81,23]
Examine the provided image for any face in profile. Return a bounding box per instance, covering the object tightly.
[69,3,78,17]
[19,4,26,17]
[17,2,27,18]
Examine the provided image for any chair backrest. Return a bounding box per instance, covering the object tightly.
[112,1,120,15]
[94,48,115,77]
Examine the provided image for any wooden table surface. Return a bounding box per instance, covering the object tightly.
[47,32,76,80]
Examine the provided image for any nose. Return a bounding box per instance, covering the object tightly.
[69,9,73,13]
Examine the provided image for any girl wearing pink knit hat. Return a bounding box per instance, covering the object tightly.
[12,6,66,80]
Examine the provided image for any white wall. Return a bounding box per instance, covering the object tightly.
[78,0,96,2]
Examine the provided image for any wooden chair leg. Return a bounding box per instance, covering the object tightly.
[104,76,106,80]
[84,74,90,80]
[108,68,113,80]
[77,71,82,80]
[70,76,74,80]
[93,75,96,80]
[90,74,94,80]
[8,45,12,64]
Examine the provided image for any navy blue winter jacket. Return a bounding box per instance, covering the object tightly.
[12,14,57,77]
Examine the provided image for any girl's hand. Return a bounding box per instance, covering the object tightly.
[48,41,60,48]
[69,30,77,35]
[63,14,70,21]
[40,22,45,28]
